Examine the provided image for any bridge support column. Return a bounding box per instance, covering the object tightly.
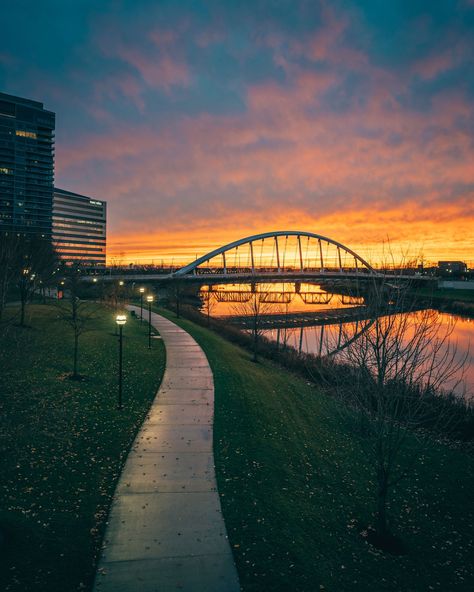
[222,252,227,274]
[275,236,281,272]
[319,239,324,271]
[298,235,304,271]
[250,241,255,274]
[295,281,301,294]
[338,247,343,272]
[318,324,325,357]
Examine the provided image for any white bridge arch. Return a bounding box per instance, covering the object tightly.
[173,231,376,277]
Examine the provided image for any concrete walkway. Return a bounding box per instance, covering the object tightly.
[93,307,240,592]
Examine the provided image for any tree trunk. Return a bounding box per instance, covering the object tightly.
[253,327,258,362]
[73,332,79,378]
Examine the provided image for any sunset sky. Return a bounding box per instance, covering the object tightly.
[1,1,473,266]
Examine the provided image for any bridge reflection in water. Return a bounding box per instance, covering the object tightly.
[198,282,372,358]
[198,282,473,395]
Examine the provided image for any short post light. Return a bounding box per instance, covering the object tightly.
[115,314,127,410]
[119,280,124,286]
[139,287,145,322]
[147,295,154,349]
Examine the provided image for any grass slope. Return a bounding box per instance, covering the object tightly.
[158,308,474,592]
[0,304,165,592]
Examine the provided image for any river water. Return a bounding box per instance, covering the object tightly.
[199,282,473,398]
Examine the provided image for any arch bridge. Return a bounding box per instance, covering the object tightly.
[173,231,377,282]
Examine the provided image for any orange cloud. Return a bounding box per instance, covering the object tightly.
[56,17,474,268]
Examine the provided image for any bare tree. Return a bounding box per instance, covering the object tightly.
[201,289,217,326]
[0,233,22,323]
[324,282,469,549]
[0,234,57,326]
[231,284,274,362]
[102,281,126,335]
[166,279,184,319]
[57,266,97,379]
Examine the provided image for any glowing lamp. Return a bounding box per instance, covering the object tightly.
[116,314,127,326]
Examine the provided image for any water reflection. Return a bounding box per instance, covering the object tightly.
[199,282,473,397]
[200,282,364,315]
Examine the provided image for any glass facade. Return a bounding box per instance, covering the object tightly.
[0,92,55,235]
[53,188,107,266]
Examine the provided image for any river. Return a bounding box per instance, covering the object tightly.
[199,282,473,398]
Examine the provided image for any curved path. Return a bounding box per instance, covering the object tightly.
[94,307,240,592]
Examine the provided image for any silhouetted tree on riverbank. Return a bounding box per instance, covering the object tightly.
[324,282,469,551]
[232,285,274,362]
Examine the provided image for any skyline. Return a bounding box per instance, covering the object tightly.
[2,1,473,265]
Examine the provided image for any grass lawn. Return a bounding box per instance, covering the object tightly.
[157,307,474,592]
[0,303,165,592]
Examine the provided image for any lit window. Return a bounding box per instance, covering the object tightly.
[0,167,13,175]
[16,130,37,139]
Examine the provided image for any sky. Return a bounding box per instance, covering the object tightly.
[1,0,473,266]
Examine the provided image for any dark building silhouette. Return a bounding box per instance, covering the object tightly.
[438,261,468,277]
[0,92,55,235]
[53,188,106,266]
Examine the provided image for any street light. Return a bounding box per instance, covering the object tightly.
[116,314,127,410]
[119,280,124,286]
[146,295,154,349]
[139,287,145,322]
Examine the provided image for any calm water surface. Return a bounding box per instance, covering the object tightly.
[200,283,473,397]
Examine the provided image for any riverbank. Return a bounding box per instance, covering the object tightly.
[156,306,474,591]
[167,304,474,442]
[413,286,474,317]
[0,304,165,592]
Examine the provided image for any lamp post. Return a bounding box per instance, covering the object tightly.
[147,295,154,349]
[116,314,127,410]
[139,287,145,322]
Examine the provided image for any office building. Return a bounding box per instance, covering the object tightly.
[53,188,106,266]
[0,92,55,235]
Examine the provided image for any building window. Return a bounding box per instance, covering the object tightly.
[0,167,13,175]
[16,130,37,139]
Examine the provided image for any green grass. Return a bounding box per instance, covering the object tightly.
[157,307,474,592]
[0,303,165,592]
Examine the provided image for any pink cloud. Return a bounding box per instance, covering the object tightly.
[94,25,190,92]
[56,17,474,265]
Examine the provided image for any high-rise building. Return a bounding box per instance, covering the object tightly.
[52,188,106,266]
[0,92,55,235]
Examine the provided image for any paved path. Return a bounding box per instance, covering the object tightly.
[94,307,240,592]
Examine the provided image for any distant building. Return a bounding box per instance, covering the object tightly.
[0,92,55,235]
[438,261,468,277]
[52,188,106,266]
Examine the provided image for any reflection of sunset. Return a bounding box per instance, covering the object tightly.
[199,283,364,316]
